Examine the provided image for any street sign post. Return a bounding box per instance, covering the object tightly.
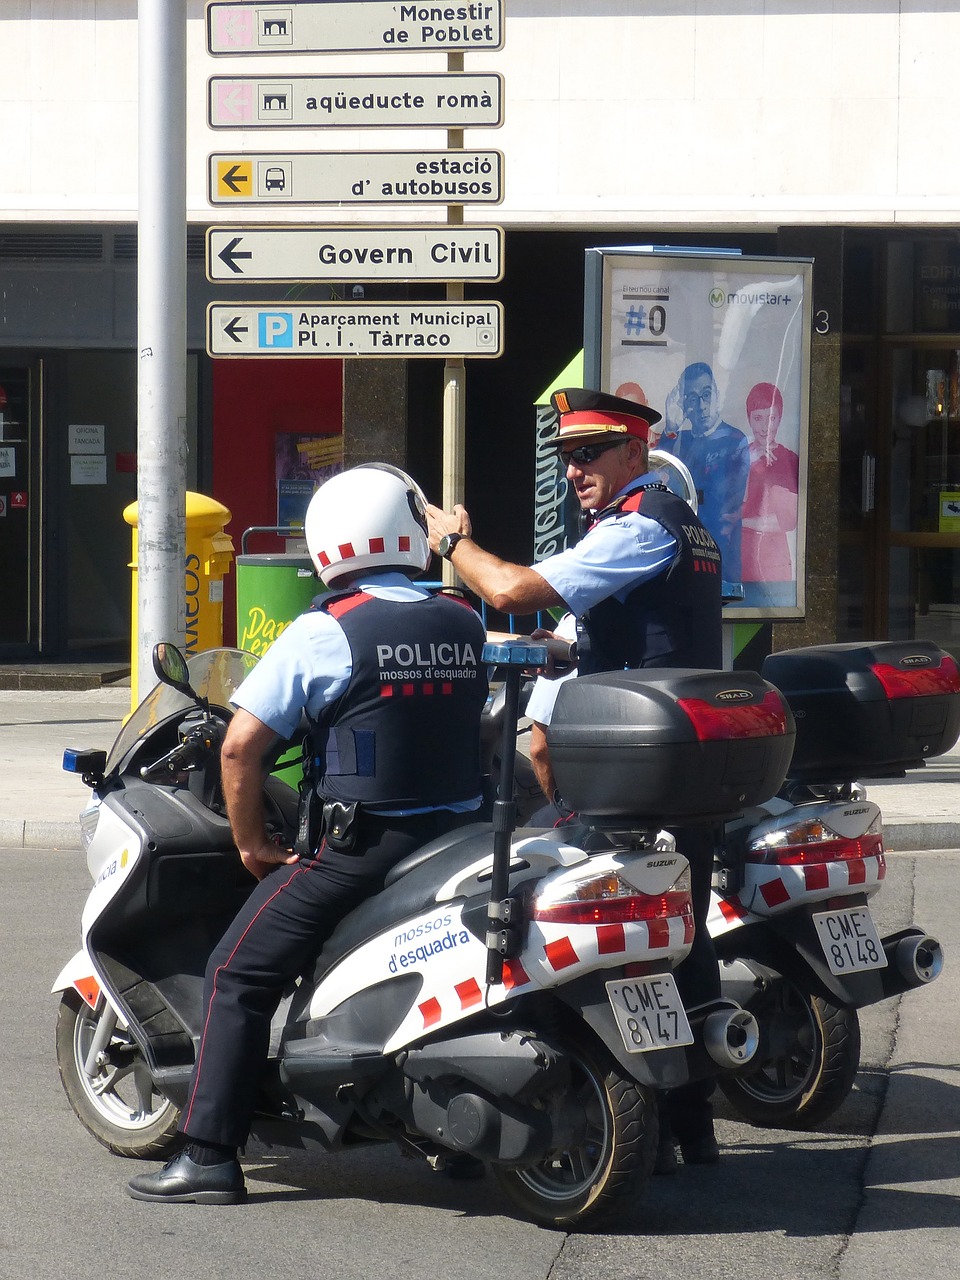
[208,72,503,129]
[208,150,503,205]
[207,302,504,358]
[206,225,504,283]
[206,2,504,55]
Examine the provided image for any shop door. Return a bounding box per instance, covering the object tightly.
[0,362,41,654]
[880,342,960,660]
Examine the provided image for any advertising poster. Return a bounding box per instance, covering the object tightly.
[585,250,812,618]
[275,432,343,527]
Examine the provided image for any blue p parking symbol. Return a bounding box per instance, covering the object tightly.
[258,311,294,348]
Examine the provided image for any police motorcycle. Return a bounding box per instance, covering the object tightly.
[507,637,956,1132]
[52,632,798,1229]
[516,447,954,1132]
[708,639,956,1129]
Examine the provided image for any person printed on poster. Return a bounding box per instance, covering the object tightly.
[660,362,750,584]
[740,382,800,584]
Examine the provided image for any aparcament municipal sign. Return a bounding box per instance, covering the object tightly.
[207,302,504,358]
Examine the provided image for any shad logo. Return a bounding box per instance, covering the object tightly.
[708,287,725,308]
[900,654,932,667]
[715,689,754,702]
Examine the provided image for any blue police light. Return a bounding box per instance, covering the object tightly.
[482,640,548,668]
[62,746,107,777]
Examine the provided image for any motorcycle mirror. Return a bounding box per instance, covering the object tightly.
[152,642,195,697]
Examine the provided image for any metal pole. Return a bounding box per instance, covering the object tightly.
[136,0,188,700]
[441,52,466,588]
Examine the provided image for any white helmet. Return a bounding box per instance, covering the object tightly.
[304,463,431,586]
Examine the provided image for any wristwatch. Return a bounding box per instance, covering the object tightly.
[437,532,465,560]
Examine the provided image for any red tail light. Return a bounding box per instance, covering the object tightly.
[871,654,960,698]
[749,831,884,866]
[746,813,885,866]
[534,890,693,927]
[533,867,693,927]
[677,689,788,741]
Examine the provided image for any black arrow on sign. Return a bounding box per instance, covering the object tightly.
[218,236,253,274]
[221,165,249,194]
[223,317,249,343]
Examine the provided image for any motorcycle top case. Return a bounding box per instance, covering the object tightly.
[762,640,960,783]
[547,668,795,825]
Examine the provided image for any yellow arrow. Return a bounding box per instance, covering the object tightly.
[216,160,252,197]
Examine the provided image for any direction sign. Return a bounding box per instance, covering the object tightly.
[207,302,504,359]
[208,151,503,206]
[206,226,504,283]
[206,2,504,55]
[208,73,503,130]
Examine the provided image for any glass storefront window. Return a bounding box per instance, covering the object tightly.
[886,346,960,658]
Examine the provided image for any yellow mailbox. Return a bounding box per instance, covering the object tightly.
[124,493,234,707]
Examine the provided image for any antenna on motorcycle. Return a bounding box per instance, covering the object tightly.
[480,637,548,985]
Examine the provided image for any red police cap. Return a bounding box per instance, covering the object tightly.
[550,386,662,445]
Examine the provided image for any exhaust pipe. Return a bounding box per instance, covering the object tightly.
[891,934,943,987]
[700,1007,760,1070]
[878,928,944,998]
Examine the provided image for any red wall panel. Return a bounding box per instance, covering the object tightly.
[212,358,343,643]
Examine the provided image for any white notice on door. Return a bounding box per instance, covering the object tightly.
[69,424,105,455]
[0,445,14,477]
[71,455,107,485]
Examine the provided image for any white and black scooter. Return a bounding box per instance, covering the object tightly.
[53,639,793,1228]
[488,635,955,1134]
[709,639,956,1129]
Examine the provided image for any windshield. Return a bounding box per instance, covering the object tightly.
[104,647,259,775]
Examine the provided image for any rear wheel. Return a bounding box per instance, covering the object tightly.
[56,990,182,1158]
[493,1041,657,1230]
[718,975,860,1129]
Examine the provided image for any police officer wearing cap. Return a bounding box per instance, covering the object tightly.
[127,464,488,1205]
[425,387,724,1171]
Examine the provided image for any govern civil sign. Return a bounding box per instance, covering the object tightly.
[206,226,504,283]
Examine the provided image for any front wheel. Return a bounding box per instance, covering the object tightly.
[493,1041,657,1230]
[55,990,182,1158]
[718,975,861,1130]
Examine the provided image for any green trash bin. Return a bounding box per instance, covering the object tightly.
[236,543,322,791]
[235,553,319,657]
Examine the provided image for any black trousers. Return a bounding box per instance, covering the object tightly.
[180,809,473,1149]
[665,824,721,1138]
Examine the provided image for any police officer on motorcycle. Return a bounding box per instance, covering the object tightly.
[425,387,724,1170]
[128,464,489,1204]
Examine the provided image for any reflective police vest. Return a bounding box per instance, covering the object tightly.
[577,484,723,675]
[310,589,488,808]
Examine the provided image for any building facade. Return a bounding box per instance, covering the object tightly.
[2,2,959,664]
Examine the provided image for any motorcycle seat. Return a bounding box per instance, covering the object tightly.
[383,821,492,887]
[315,824,515,974]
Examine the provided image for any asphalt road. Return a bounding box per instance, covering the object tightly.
[2,846,958,1280]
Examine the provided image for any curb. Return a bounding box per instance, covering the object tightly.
[3,818,958,855]
[0,819,82,851]
[881,821,960,854]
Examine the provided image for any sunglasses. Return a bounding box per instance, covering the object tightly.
[559,440,626,467]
